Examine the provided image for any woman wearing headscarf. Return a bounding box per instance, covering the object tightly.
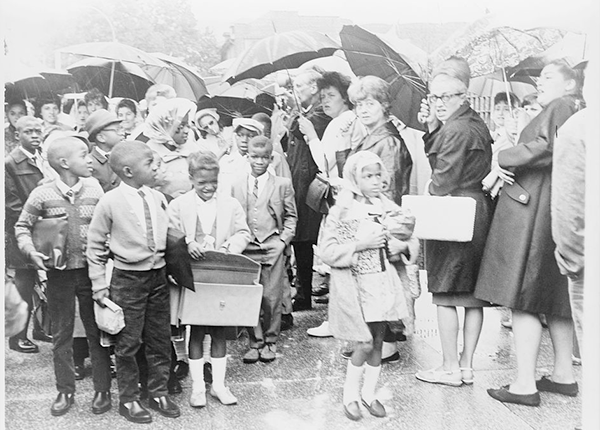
[145,98,200,198]
[415,57,494,387]
[476,60,584,406]
[194,108,233,159]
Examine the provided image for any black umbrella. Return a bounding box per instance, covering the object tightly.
[67,57,155,101]
[4,59,75,102]
[196,95,271,127]
[340,25,428,131]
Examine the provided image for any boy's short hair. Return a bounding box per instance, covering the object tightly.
[493,92,520,107]
[109,141,152,178]
[46,136,88,171]
[188,150,220,177]
[251,112,272,138]
[247,135,273,155]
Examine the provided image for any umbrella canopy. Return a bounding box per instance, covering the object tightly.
[58,41,165,67]
[223,30,340,85]
[67,57,155,101]
[340,25,428,131]
[146,53,208,101]
[430,14,566,78]
[4,58,75,101]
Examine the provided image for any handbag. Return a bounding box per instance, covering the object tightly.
[402,195,477,242]
[306,155,334,214]
[94,298,125,335]
[32,216,69,270]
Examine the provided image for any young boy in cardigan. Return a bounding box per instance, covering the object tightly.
[14,136,112,417]
[86,141,180,424]
[231,136,297,363]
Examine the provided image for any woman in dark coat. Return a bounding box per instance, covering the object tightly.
[477,60,584,406]
[415,57,494,388]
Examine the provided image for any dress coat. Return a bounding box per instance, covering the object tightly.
[423,103,494,294]
[474,95,582,317]
[90,147,121,192]
[286,103,331,242]
[5,147,44,268]
[349,120,413,205]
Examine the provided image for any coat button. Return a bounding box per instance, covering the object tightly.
[519,194,526,201]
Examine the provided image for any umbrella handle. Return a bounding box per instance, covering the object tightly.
[108,61,116,98]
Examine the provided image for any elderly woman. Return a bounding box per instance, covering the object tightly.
[347,76,412,206]
[414,57,494,387]
[145,98,201,198]
[476,60,584,406]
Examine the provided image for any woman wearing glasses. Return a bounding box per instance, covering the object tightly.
[415,57,494,387]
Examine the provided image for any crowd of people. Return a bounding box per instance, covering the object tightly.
[4,52,588,424]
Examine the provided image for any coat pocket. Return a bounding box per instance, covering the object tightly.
[504,181,530,205]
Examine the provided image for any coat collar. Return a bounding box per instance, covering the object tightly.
[91,147,109,164]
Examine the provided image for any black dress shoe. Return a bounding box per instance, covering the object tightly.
[9,338,39,354]
[487,385,540,406]
[91,391,111,414]
[148,396,180,418]
[33,330,53,343]
[119,400,152,424]
[74,364,85,380]
[292,299,312,312]
[362,398,386,417]
[173,360,189,380]
[51,392,74,416]
[280,314,294,331]
[343,401,362,421]
[314,296,329,304]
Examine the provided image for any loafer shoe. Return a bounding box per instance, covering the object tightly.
[361,398,386,418]
[280,314,293,331]
[190,389,206,408]
[74,364,85,380]
[343,401,362,421]
[32,330,53,343]
[243,348,260,364]
[51,392,74,416]
[9,338,39,354]
[292,299,311,312]
[487,385,540,406]
[210,386,238,405]
[307,321,333,337]
[381,351,400,364]
[536,376,579,397]
[148,396,180,418]
[119,400,152,423]
[314,296,329,304]
[91,391,111,414]
[415,368,463,387]
[260,344,277,362]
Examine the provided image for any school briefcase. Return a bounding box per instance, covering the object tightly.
[173,251,263,327]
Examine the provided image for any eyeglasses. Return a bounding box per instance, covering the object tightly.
[427,93,464,104]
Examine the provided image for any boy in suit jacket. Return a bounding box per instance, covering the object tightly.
[5,116,48,353]
[84,109,124,192]
[87,141,180,424]
[231,136,297,363]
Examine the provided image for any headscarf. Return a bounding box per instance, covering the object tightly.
[144,98,197,146]
[336,150,389,210]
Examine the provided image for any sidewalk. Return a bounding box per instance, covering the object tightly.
[4,292,581,429]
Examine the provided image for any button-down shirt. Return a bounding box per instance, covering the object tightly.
[56,179,83,204]
[247,171,269,199]
[194,193,217,235]
[119,182,157,243]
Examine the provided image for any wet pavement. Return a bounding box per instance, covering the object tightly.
[4,286,582,430]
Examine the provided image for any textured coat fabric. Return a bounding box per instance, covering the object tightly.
[349,120,413,205]
[320,197,409,342]
[286,104,331,242]
[423,103,494,294]
[474,95,582,317]
[89,147,121,192]
[4,147,44,268]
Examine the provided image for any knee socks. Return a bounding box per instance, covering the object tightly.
[343,361,364,405]
[361,364,382,404]
[188,358,205,392]
[211,356,227,391]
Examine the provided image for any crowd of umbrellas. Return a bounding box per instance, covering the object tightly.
[4,12,588,130]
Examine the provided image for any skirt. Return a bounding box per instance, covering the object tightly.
[432,292,491,308]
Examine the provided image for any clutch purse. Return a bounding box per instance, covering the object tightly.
[32,216,69,270]
[94,298,125,335]
[402,195,476,242]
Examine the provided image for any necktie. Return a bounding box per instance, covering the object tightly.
[65,189,75,204]
[138,190,156,249]
[253,178,259,200]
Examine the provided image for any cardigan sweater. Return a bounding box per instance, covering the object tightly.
[86,185,169,292]
[15,179,103,270]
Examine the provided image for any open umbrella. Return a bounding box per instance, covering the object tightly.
[340,25,428,131]
[67,57,154,101]
[4,58,75,101]
[146,53,208,101]
[222,30,340,85]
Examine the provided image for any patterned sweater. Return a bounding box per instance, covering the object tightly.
[15,179,104,270]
